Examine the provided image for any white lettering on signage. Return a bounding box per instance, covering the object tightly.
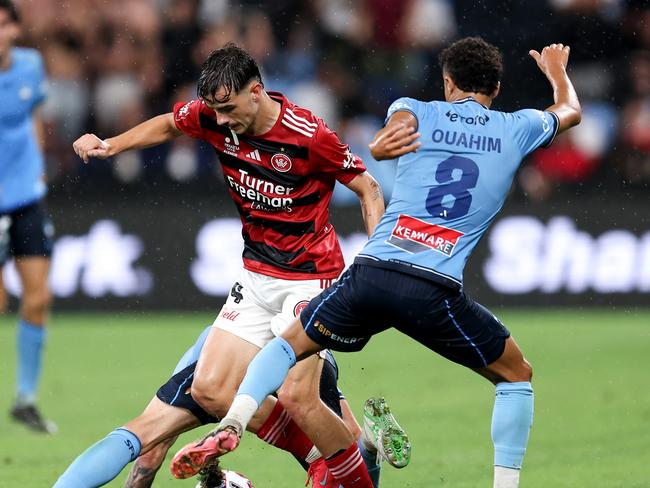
[484,216,650,294]
[3,220,152,297]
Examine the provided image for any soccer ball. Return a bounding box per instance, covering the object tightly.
[195,469,254,488]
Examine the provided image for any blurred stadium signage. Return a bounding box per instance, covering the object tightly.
[3,195,647,309]
[484,216,650,294]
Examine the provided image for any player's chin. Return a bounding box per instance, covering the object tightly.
[231,121,251,134]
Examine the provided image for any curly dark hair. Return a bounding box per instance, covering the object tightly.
[197,42,263,103]
[0,0,19,22]
[197,458,226,488]
[438,37,503,95]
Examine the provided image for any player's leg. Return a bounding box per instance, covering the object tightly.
[0,266,7,314]
[475,335,533,488]
[54,328,213,488]
[277,352,376,488]
[0,214,10,314]
[9,202,55,433]
[214,271,376,487]
[172,276,315,477]
[339,398,381,488]
[124,435,178,488]
[54,396,200,488]
[398,287,532,488]
[13,255,51,410]
[189,327,261,419]
[190,275,278,420]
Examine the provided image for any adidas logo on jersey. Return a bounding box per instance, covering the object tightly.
[246,149,261,161]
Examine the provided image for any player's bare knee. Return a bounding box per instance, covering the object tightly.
[21,288,51,323]
[190,378,232,418]
[276,387,312,424]
[503,358,533,383]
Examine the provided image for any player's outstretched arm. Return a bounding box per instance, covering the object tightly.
[344,171,385,237]
[369,111,421,161]
[529,44,581,133]
[72,113,182,163]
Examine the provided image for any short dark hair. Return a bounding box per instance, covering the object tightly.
[438,37,503,95]
[197,42,262,103]
[197,458,225,487]
[0,0,19,22]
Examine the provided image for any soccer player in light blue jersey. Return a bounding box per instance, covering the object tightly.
[176,38,581,488]
[0,0,55,433]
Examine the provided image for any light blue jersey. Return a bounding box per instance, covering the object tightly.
[358,97,559,289]
[0,48,47,212]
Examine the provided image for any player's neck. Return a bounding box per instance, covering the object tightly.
[248,91,281,135]
[0,50,12,71]
[448,91,493,108]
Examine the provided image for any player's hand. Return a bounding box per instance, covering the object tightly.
[72,133,113,163]
[529,43,570,76]
[369,122,421,161]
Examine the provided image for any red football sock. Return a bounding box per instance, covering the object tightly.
[257,401,314,461]
[325,442,373,488]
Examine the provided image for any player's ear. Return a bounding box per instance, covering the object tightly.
[443,73,455,100]
[8,21,20,42]
[491,81,501,100]
[250,81,263,102]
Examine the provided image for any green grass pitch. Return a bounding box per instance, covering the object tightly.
[1,310,649,487]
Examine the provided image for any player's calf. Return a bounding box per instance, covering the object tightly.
[125,436,177,488]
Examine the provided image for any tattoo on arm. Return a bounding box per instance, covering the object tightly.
[124,463,158,488]
[370,179,384,201]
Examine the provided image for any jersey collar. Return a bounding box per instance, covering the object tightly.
[452,97,489,109]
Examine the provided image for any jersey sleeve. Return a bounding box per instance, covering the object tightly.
[311,123,366,184]
[385,97,426,128]
[173,99,205,139]
[512,109,560,156]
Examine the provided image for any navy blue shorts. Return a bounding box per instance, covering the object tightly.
[0,201,54,265]
[300,264,510,369]
[156,350,343,425]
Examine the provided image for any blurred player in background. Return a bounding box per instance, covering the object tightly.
[0,0,55,434]
[201,38,581,488]
[54,325,385,488]
[72,43,389,487]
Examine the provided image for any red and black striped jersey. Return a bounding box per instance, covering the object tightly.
[173,92,366,280]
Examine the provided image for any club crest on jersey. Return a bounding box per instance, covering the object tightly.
[271,153,292,172]
[293,300,310,317]
[387,214,464,256]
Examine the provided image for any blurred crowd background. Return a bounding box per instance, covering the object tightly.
[14,0,650,204]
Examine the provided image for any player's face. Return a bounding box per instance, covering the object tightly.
[203,81,262,134]
[0,10,19,59]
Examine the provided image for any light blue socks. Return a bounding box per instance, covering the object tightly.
[16,320,46,404]
[53,428,141,487]
[172,325,212,374]
[491,381,534,469]
[238,336,297,406]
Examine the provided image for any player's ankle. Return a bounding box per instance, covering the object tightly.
[494,466,520,488]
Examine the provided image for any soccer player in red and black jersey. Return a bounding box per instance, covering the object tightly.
[72,43,382,488]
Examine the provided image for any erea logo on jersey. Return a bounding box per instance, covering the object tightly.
[387,214,464,256]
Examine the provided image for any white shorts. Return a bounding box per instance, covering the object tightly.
[213,269,335,348]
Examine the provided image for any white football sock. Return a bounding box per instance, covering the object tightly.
[494,466,520,488]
